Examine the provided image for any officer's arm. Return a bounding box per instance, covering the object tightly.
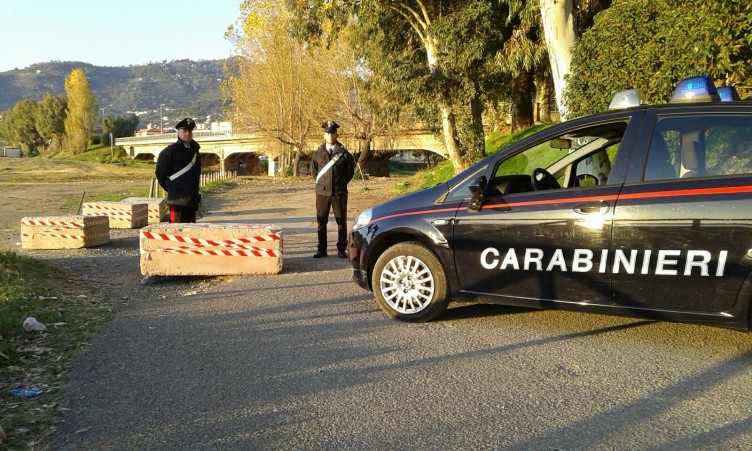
[155,151,170,190]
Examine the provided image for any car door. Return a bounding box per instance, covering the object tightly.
[611,110,752,314]
[452,119,636,305]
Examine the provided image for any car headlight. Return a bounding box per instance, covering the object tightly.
[353,209,372,229]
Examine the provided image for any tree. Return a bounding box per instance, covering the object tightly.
[0,100,40,153]
[539,0,576,120]
[564,0,752,118]
[225,0,336,176]
[102,114,140,139]
[538,0,610,120]
[288,0,510,172]
[63,68,98,153]
[35,94,67,154]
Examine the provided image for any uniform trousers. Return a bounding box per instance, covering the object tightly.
[315,192,348,252]
[170,205,197,223]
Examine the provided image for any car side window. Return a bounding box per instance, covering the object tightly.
[488,122,627,195]
[644,114,752,181]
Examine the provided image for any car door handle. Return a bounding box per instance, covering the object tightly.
[573,201,610,215]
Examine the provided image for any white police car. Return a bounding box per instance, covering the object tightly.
[348,75,752,330]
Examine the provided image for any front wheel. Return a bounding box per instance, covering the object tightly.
[371,242,450,322]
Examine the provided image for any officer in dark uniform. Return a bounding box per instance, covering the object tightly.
[155,118,202,223]
[312,120,355,258]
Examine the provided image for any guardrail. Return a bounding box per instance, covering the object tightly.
[148,170,238,198]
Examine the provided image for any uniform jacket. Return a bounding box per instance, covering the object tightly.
[312,141,355,197]
[155,139,202,207]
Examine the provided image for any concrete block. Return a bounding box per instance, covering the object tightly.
[140,223,283,276]
[81,201,148,229]
[21,215,110,249]
[122,197,168,224]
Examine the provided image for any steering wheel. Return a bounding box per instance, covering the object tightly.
[531,167,561,191]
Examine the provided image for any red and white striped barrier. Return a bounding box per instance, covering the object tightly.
[21,215,110,249]
[123,197,167,224]
[82,201,149,229]
[139,223,283,276]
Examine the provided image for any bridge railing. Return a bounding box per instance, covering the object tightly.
[148,170,238,198]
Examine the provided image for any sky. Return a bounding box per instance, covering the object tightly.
[0,0,241,72]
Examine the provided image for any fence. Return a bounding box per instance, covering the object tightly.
[148,170,237,198]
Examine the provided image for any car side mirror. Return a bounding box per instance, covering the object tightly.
[467,176,487,213]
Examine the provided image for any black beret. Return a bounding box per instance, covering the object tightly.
[175,117,196,131]
[322,120,339,133]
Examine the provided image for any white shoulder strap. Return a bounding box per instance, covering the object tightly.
[316,153,341,182]
[169,152,197,181]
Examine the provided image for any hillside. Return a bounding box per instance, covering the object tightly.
[0,59,230,130]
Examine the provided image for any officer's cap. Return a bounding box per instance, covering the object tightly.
[322,120,340,133]
[175,117,196,131]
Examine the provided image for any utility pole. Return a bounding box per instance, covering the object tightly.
[160,104,165,134]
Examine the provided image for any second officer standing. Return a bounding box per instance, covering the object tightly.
[312,120,355,258]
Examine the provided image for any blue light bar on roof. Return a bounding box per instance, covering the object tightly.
[717,86,741,101]
[670,75,721,103]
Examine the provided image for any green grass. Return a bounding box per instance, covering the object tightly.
[0,250,114,448]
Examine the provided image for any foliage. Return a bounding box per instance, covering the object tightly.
[102,113,140,139]
[0,99,40,153]
[35,94,68,154]
[63,68,98,153]
[224,0,336,176]
[287,0,511,172]
[565,0,752,117]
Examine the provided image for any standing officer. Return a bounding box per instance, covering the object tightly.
[312,120,355,258]
[155,117,202,223]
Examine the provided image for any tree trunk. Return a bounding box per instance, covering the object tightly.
[426,37,464,173]
[292,145,301,177]
[510,70,534,132]
[540,0,575,120]
[356,136,373,167]
[535,69,552,123]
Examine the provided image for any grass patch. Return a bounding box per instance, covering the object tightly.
[0,250,113,448]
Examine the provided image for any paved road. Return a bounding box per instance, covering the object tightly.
[50,179,752,450]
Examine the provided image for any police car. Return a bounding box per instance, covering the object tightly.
[348,75,752,330]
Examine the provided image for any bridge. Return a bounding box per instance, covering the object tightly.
[116,128,447,175]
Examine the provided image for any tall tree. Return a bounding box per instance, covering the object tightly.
[225,0,336,176]
[288,0,507,172]
[63,68,98,154]
[35,94,67,154]
[539,0,610,120]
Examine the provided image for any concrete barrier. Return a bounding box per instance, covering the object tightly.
[21,215,110,249]
[122,197,167,224]
[139,223,283,276]
[81,201,148,229]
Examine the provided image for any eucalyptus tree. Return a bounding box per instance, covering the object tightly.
[538,0,611,120]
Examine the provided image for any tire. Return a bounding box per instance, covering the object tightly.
[371,242,450,322]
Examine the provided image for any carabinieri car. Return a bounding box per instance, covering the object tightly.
[348,75,752,330]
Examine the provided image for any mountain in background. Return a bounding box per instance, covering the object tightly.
[0,59,230,130]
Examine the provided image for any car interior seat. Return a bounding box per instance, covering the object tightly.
[644,135,676,181]
[680,140,706,178]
